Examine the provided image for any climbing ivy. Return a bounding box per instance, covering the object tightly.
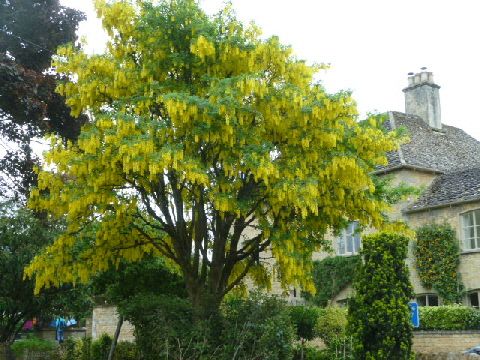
[308,255,361,306]
[414,223,464,304]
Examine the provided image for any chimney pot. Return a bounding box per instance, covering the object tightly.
[403,70,442,130]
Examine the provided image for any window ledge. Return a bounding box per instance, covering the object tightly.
[461,249,480,255]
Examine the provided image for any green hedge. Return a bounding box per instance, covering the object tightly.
[418,305,480,330]
[10,337,56,358]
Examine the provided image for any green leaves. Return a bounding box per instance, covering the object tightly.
[348,232,414,360]
[308,255,361,307]
[415,223,463,304]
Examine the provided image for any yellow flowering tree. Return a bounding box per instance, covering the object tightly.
[26,0,400,317]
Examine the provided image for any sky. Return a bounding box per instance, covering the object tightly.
[60,0,480,140]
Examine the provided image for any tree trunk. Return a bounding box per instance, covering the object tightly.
[107,315,123,360]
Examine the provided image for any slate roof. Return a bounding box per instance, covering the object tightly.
[407,167,480,212]
[376,112,480,174]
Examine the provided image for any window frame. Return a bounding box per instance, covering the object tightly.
[467,290,480,309]
[416,293,439,307]
[460,209,480,251]
[337,221,361,256]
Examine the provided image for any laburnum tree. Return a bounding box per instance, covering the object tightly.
[26,0,402,319]
[0,0,87,199]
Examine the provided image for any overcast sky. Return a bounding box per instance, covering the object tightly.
[61,0,480,140]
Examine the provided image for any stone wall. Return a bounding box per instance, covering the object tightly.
[36,328,86,342]
[91,305,135,342]
[405,201,480,296]
[413,330,480,355]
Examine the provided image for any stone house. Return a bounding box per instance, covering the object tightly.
[323,70,480,308]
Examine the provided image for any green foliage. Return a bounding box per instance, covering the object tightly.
[316,306,348,346]
[10,336,56,357]
[121,293,295,359]
[288,306,324,340]
[114,341,139,360]
[418,305,480,330]
[58,337,78,360]
[79,337,92,360]
[92,256,186,305]
[91,334,112,360]
[221,294,295,360]
[415,223,464,304]
[371,175,421,206]
[315,306,353,359]
[348,232,414,360]
[293,345,331,360]
[309,256,361,306]
[0,202,92,343]
[120,294,205,359]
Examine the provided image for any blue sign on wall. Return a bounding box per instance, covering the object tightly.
[409,302,420,328]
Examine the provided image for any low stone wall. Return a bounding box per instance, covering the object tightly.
[413,330,480,356]
[35,328,86,342]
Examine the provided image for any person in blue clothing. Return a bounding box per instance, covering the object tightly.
[55,317,67,343]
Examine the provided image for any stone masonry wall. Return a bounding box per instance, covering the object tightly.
[413,330,480,354]
[405,201,480,296]
[91,305,135,342]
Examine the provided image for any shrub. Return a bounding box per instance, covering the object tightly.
[58,337,79,360]
[418,305,480,330]
[80,337,92,360]
[114,341,139,360]
[221,294,296,360]
[315,306,347,346]
[121,294,210,359]
[91,334,112,360]
[10,336,56,358]
[288,306,324,340]
[293,344,330,360]
[348,232,414,360]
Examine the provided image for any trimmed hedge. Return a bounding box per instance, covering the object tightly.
[418,305,480,330]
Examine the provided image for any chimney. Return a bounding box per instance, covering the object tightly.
[403,68,442,130]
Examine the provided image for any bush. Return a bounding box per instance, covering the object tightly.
[221,294,296,360]
[293,344,330,360]
[10,336,56,358]
[348,232,414,360]
[315,306,347,346]
[418,305,480,330]
[121,294,209,359]
[91,334,112,360]
[79,337,92,360]
[114,341,139,360]
[288,306,324,340]
[58,337,79,360]
[122,292,295,359]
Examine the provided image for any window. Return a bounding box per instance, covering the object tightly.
[337,221,361,255]
[416,294,439,307]
[468,291,480,308]
[461,209,480,250]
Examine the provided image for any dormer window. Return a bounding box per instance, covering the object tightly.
[337,221,361,256]
[461,209,480,251]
